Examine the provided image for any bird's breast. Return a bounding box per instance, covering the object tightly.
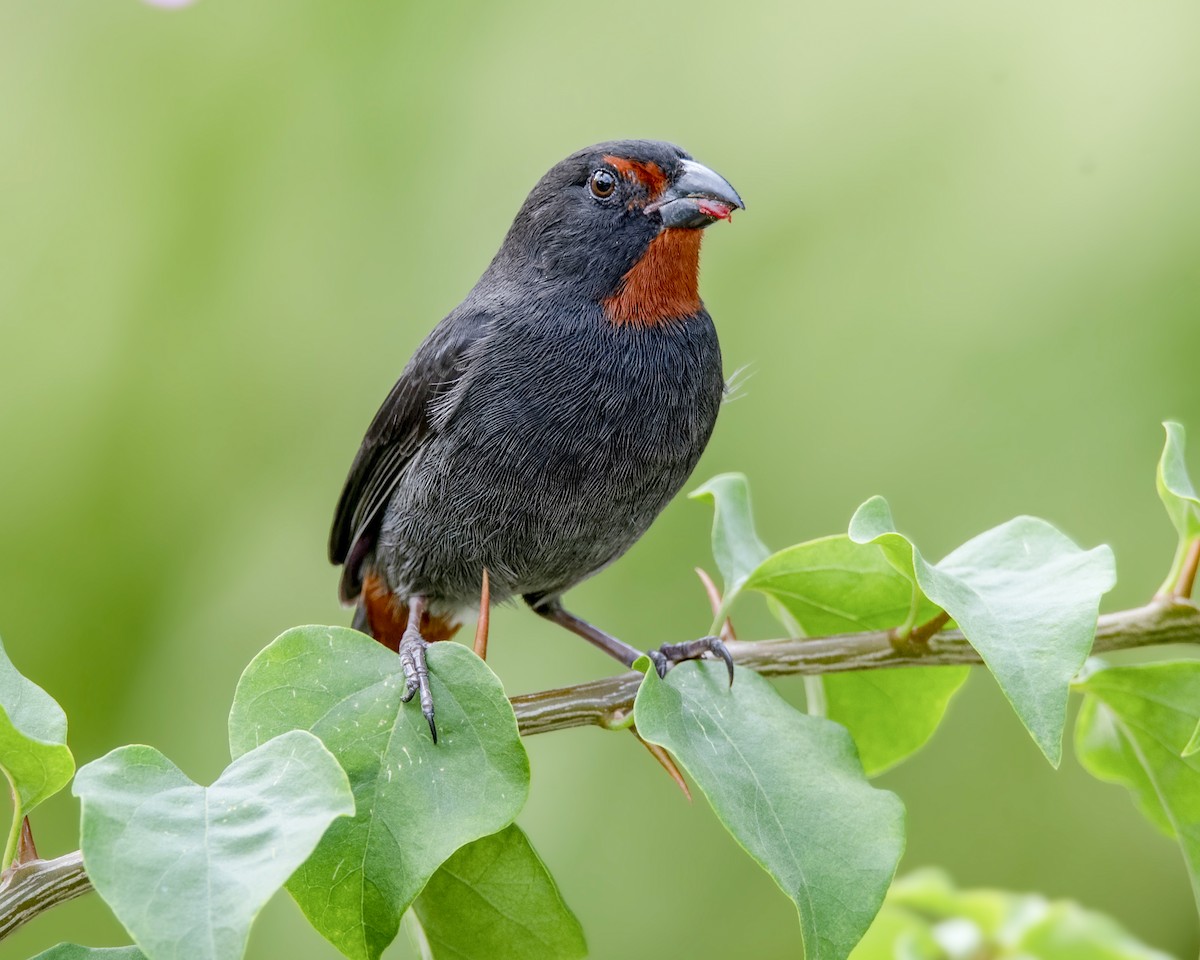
[377,308,724,604]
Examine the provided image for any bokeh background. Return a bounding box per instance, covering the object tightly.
[3,1,1199,957]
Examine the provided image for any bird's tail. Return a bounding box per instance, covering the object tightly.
[351,600,371,634]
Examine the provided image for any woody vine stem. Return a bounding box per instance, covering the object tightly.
[2,597,1198,943]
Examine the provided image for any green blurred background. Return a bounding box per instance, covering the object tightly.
[3,1,1198,956]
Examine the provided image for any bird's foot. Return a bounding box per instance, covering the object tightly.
[648,636,734,686]
[398,628,437,743]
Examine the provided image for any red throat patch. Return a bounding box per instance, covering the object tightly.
[361,573,461,652]
[603,228,703,327]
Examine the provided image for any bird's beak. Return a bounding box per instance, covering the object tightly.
[651,158,745,229]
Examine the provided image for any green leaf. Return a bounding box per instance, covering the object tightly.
[30,947,147,960]
[1076,696,1172,836]
[822,671,967,777]
[1157,421,1200,597]
[689,473,771,610]
[410,824,586,960]
[744,535,966,775]
[846,497,928,626]
[744,534,942,635]
[228,626,530,960]
[858,869,1175,960]
[847,906,940,960]
[635,661,905,960]
[1158,421,1200,541]
[849,497,1116,766]
[1075,661,1200,911]
[1017,900,1176,960]
[883,868,1008,930]
[0,636,75,866]
[73,730,354,960]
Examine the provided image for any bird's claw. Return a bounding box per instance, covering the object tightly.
[398,629,438,743]
[650,636,735,686]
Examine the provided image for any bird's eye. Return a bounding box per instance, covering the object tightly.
[589,169,617,200]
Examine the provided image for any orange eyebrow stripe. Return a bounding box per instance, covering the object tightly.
[603,155,669,198]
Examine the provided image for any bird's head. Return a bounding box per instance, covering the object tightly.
[496,139,744,327]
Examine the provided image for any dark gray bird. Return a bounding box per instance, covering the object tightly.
[329,140,744,740]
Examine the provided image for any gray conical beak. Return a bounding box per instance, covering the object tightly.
[653,158,745,229]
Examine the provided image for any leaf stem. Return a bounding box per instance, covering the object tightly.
[1157,536,1200,601]
[631,729,692,800]
[473,568,491,660]
[1178,538,1200,601]
[695,567,736,641]
[891,610,952,652]
[803,676,827,718]
[2,782,21,871]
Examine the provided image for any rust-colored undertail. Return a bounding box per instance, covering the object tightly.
[361,572,461,652]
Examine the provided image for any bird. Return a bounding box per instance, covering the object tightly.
[329,139,744,741]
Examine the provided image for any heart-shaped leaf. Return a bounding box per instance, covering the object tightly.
[0,636,75,866]
[635,661,905,960]
[821,670,966,777]
[850,497,1115,765]
[744,534,942,634]
[1075,661,1200,913]
[228,626,529,960]
[73,730,353,960]
[1157,421,1200,597]
[743,535,967,775]
[410,824,586,960]
[30,948,147,960]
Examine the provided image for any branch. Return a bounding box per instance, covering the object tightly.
[0,850,90,940]
[3,599,1198,941]
[510,599,1200,735]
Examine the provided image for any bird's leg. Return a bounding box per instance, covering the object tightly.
[527,597,645,665]
[526,597,733,684]
[398,595,437,743]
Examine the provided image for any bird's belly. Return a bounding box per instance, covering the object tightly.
[374,310,724,609]
[376,406,711,607]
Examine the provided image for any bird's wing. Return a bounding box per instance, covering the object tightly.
[329,310,490,599]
